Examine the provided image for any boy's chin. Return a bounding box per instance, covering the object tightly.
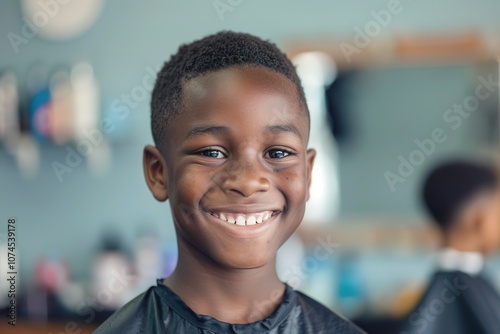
[215,252,275,271]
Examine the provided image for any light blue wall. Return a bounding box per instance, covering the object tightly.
[1,0,500,282]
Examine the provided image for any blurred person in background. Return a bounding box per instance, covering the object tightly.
[400,159,500,334]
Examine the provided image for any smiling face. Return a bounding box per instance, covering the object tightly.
[144,66,315,270]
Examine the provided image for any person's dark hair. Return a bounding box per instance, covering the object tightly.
[150,31,308,148]
[421,159,498,230]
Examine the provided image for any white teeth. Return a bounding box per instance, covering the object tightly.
[236,216,246,226]
[246,216,257,225]
[211,211,277,226]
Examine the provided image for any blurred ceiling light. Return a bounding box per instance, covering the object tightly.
[71,62,99,142]
[293,52,340,224]
[294,52,337,87]
[21,0,104,41]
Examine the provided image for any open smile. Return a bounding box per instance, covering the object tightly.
[208,210,280,226]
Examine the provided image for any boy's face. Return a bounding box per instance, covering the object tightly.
[146,66,315,269]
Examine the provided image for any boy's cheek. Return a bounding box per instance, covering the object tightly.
[175,165,210,189]
[281,172,308,200]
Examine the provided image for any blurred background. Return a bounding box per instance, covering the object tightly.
[1,0,500,333]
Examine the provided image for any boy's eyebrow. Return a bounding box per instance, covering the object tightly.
[184,124,302,140]
[184,125,230,140]
[265,124,302,140]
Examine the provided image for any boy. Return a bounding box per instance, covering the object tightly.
[401,159,500,334]
[94,32,364,333]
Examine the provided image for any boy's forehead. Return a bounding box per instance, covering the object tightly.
[171,66,309,135]
[182,66,301,105]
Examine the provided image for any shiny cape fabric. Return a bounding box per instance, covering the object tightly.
[94,279,366,333]
[400,270,500,334]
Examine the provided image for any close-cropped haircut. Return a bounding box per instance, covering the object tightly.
[150,31,308,148]
[421,159,498,230]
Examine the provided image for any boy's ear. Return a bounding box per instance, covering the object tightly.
[305,148,316,201]
[143,145,169,202]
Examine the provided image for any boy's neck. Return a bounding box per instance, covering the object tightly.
[163,243,286,324]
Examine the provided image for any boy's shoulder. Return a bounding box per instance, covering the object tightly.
[293,289,366,333]
[92,285,166,334]
[93,281,366,334]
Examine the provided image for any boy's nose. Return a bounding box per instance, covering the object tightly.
[217,163,271,197]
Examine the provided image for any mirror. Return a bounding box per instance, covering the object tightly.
[289,33,499,221]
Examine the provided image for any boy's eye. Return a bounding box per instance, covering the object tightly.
[199,149,226,159]
[266,149,290,159]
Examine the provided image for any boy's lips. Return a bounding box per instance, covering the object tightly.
[202,204,283,226]
[208,210,279,226]
[202,208,282,239]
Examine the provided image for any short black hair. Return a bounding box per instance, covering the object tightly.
[150,31,308,148]
[421,159,498,230]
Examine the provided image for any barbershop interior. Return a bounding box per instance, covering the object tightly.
[1,1,500,333]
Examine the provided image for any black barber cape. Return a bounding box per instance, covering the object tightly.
[94,279,365,333]
[400,270,500,334]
